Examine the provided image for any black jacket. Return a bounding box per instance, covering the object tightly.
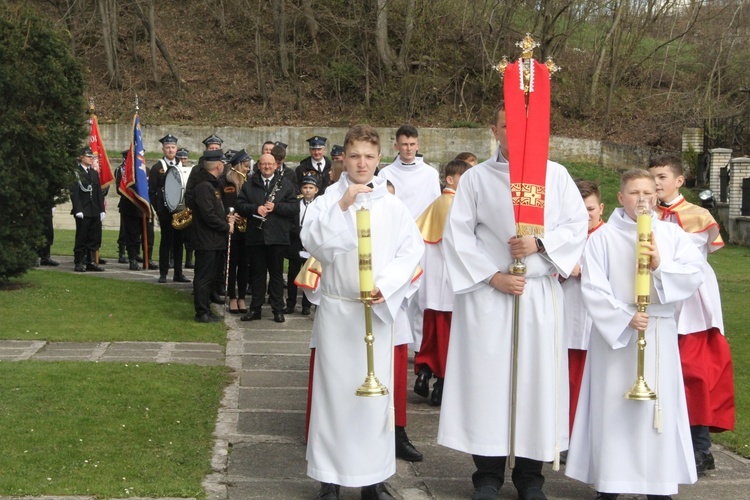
[236,170,298,246]
[115,164,144,217]
[148,158,176,217]
[296,156,332,194]
[70,164,105,217]
[188,167,230,251]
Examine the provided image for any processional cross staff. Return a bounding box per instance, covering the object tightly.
[494,34,560,470]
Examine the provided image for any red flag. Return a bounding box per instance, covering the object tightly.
[89,114,114,190]
[503,59,550,238]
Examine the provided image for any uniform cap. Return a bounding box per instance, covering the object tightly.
[176,148,189,159]
[159,134,178,145]
[306,136,327,149]
[301,175,318,187]
[202,134,223,147]
[231,149,250,165]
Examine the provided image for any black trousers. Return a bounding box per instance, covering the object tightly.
[194,249,220,317]
[227,237,249,300]
[249,244,287,313]
[286,256,312,309]
[120,213,142,259]
[37,209,54,259]
[158,213,184,277]
[74,216,102,263]
[472,455,544,492]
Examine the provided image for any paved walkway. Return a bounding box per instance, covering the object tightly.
[4,258,749,499]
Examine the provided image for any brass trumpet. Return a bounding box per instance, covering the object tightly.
[624,199,657,401]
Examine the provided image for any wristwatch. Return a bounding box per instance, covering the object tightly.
[535,237,546,254]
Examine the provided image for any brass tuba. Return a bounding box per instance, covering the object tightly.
[172,208,193,229]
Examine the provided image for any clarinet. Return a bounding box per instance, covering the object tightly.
[254,170,284,229]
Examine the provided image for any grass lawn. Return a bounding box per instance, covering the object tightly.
[52,228,161,260]
[707,244,750,457]
[0,270,226,344]
[0,362,231,497]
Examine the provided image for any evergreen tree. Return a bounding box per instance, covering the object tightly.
[0,4,86,280]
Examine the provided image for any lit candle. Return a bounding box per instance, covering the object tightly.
[635,204,652,297]
[357,207,374,296]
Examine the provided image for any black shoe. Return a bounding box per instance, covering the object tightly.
[595,493,619,500]
[174,274,191,283]
[414,367,432,398]
[284,305,295,314]
[147,260,157,269]
[472,485,499,500]
[395,426,423,462]
[430,377,444,406]
[129,261,140,271]
[317,482,340,500]
[695,450,715,473]
[158,275,167,283]
[195,313,222,323]
[519,486,547,500]
[273,311,285,323]
[210,292,224,304]
[118,255,128,264]
[74,263,86,272]
[135,255,144,263]
[301,306,311,316]
[86,263,105,272]
[646,496,672,500]
[360,483,394,500]
[40,257,60,266]
[241,310,261,321]
[98,258,108,265]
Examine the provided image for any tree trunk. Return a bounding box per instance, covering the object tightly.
[589,0,624,112]
[148,0,160,83]
[98,0,121,88]
[271,0,290,78]
[396,0,416,74]
[301,0,319,54]
[375,0,396,74]
[132,0,185,85]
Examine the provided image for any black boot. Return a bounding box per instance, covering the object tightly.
[361,482,394,500]
[317,482,340,499]
[129,260,140,271]
[414,366,432,398]
[430,377,444,406]
[74,252,86,272]
[118,244,127,264]
[395,425,423,462]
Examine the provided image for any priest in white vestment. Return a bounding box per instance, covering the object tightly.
[438,107,588,500]
[565,169,704,499]
[302,125,423,500]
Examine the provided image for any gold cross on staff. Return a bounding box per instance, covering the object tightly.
[493,33,561,86]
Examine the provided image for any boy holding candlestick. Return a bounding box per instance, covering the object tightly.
[301,124,424,500]
[648,155,734,474]
[566,169,704,499]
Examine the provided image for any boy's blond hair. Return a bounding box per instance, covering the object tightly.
[619,169,655,192]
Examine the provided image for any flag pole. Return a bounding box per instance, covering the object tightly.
[89,97,102,266]
[133,94,150,270]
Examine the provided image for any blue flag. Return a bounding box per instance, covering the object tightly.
[119,113,151,218]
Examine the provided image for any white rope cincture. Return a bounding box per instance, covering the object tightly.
[389,322,395,432]
[654,318,663,433]
[549,275,562,471]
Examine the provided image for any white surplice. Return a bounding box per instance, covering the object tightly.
[437,150,588,461]
[565,208,704,495]
[301,173,424,487]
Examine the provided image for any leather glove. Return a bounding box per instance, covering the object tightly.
[100,212,106,221]
[75,212,84,219]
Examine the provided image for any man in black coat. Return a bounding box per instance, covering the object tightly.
[188,149,235,323]
[236,153,298,323]
[148,133,190,284]
[115,151,147,271]
[70,147,106,272]
[295,136,332,194]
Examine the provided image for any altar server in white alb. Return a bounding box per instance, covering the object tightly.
[566,169,704,500]
[438,104,588,500]
[302,124,424,500]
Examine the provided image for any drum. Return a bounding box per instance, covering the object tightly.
[164,166,191,212]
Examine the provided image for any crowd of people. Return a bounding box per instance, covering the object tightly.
[62,112,734,500]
